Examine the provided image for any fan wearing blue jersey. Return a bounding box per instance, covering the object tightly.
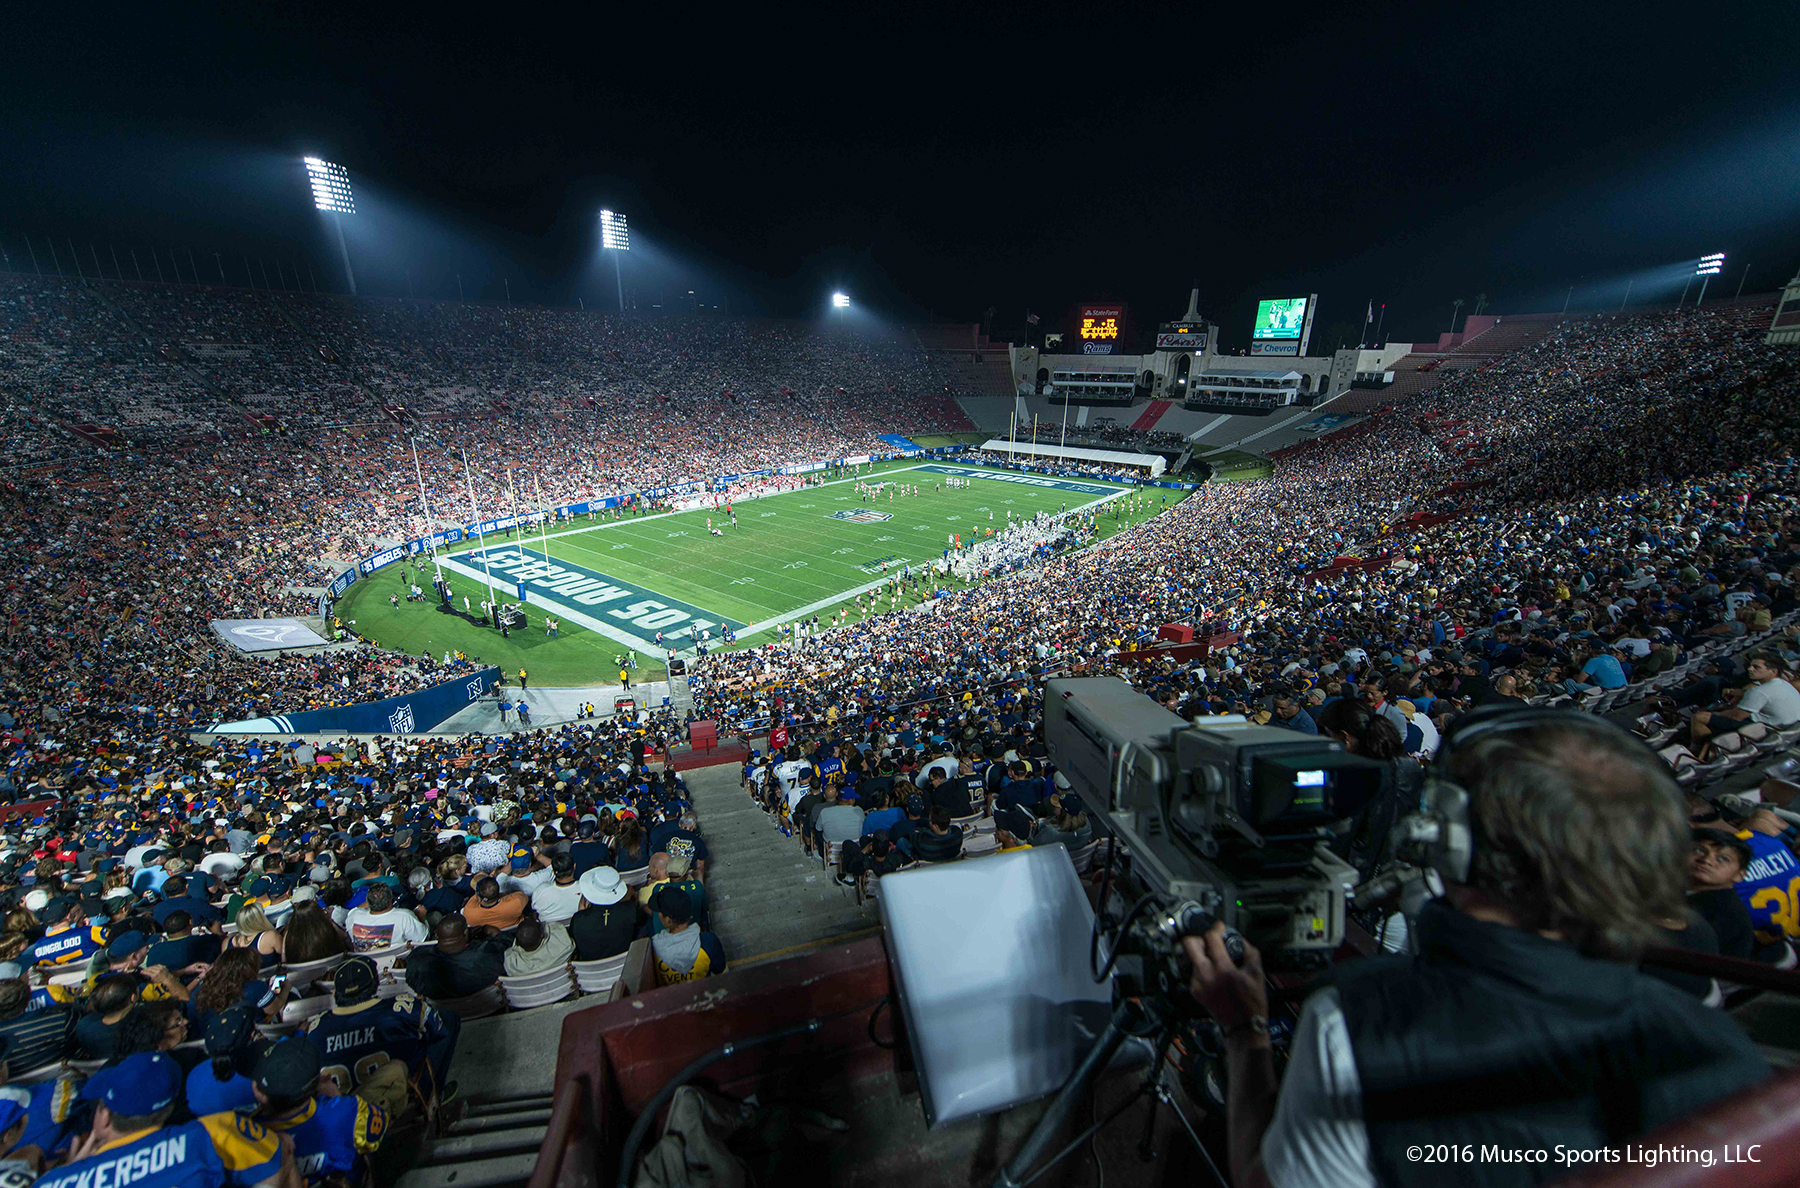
[33,1052,296,1188]
[251,1039,388,1187]
[302,956,459,1104]
[814,752,846,797]
[1690,796,1800,960]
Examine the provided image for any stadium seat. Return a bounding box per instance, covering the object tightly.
[277,953,348,995]
[572,953,630,997]
[369,944,412,977]
[433,984,505,1020]
[1066,841,1099,873]
[498,964,577,1010]
[949,812,983,835]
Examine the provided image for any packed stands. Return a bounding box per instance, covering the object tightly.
[0,272,1797,1184]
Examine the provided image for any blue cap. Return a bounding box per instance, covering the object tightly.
[83,1052,182,1116]
[107,930,150,960]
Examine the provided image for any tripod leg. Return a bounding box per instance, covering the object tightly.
[993,1003,1134,1188]
[1135,1029,1175,1161]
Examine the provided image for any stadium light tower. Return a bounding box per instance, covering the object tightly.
[304,157,357,296]
[600,209,629,311]
[1694,252,1725,306]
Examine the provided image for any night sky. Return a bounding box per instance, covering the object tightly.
[4,4,1797,348]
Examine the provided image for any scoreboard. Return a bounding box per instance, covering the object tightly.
[1076,304,1125,355]
[1250,295,1316,356]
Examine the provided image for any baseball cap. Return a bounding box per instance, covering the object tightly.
[107,930,150,961]
[203,1005,262,1058]
[665,853,691,878]
[332,956,380,1006]
[578,866,626,906]
[654,885,692,924]
[905,795,927,814]
[84,1052,182,1116]
[254,1038,323,1100]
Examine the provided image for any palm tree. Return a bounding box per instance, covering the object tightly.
[1450,297,1464,333]
[1473,292,1489,317]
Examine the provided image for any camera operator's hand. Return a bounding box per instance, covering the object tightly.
[1183,922,1268,1034]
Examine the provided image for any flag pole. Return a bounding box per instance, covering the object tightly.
[461,449,498,600]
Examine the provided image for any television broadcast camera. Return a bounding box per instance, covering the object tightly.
[983,677,1393,1188]
[1045,677,1386,968]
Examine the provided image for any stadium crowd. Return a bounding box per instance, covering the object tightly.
[0,705,726,1182]
[690,304,1800,757]
[0,268,1796,1183]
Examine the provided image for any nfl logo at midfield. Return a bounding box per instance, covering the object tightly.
[828,509,893,524]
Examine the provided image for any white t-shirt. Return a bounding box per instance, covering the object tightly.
[1741,677,1800,728]
[531,880,585,923]
[343,906,428,952]
[1261,987,1376,1188]
[504,866,557,896]
[198,852,247,881]
[1410,714,1441,758]
[922,757,958,786]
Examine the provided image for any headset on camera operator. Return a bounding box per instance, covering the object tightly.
[1184,707,1770,1188]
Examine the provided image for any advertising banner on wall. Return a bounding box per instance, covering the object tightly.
[208,666,500,735]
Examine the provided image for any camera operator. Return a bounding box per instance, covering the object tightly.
[1185,710,1769,1188]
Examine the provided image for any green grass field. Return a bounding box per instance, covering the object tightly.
[1199,449,1274,481]
[336,459,1183,685]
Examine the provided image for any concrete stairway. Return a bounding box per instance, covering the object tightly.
[683,764,879,966]
[393,1093,552,1188]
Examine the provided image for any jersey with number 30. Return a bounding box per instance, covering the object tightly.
[1734,829,1800,945]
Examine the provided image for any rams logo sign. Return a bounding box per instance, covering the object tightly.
[827,509,893,524]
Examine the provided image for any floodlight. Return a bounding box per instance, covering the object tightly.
[600,209,629,252]
[304,158,355,214]
[832,292,850,308]
[1692,252,1726,306]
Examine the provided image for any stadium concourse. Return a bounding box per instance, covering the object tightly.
[3,273,1800,1184]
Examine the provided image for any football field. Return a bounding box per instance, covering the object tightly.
[337,460,1174,684]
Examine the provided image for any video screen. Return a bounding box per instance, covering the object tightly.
[1252,297,1309,340]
